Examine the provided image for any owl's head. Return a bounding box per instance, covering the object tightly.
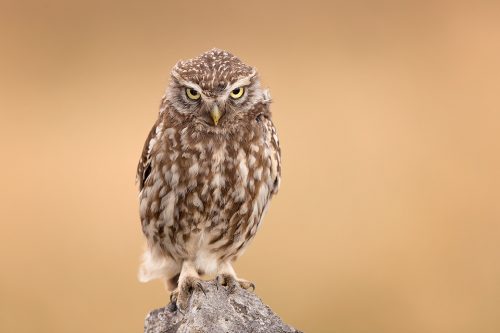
[164,49,269,132]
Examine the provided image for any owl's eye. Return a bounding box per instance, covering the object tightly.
[229,87,244,99]
[185,88,201,100]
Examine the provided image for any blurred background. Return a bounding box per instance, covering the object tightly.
[1,1,500,332]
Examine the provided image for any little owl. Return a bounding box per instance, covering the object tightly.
[137,49,281,310]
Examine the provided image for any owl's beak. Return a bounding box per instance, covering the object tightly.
[210,104,222,126]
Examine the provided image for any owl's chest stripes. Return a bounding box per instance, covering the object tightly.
[178,142,247,229]
[141,121,278,261]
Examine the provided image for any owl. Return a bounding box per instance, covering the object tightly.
[137,49,281,310]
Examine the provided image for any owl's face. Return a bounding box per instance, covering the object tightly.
[165,49,268,133]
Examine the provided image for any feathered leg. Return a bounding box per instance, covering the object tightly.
[170,260,204,310]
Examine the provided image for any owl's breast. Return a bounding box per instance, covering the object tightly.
[181,127,278,260]
[142,120,280,264]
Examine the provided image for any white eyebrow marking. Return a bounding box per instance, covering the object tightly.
[226,69,256,92]
[172,71,201,90]
[171,71,209,99]
[217,70,257,102]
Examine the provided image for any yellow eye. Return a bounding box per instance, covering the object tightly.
[186,88,200,100]
[230,87,244,99]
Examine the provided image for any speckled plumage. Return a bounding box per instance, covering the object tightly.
[137,49,281,309]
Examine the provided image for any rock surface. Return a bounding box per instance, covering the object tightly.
[144,280,302,333]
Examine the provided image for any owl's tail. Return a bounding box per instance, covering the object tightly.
[138,246,180,290]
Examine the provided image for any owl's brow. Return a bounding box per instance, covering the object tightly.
[225,69,257,93]
[171,71,204,92]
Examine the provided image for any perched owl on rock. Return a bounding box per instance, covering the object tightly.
[137,49,281,310]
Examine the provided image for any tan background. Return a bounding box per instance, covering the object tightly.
[1,1,500,332]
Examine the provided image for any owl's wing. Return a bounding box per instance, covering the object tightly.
[137,116,163,191]
[264,116,282,195]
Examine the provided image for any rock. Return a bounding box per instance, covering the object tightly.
[144,279,302,333]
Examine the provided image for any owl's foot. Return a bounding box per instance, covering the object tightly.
[170,276,205,311]
[215,274,255,292]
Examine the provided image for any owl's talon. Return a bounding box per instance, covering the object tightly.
[234,277,255,291]
[166,300,177,313]
[215,274,254,293]
[239,280,255,291]
[175,276,203,311]
[170,289,178,303]
[197,282,207,296]
[215,274,237,290]
[215,275,221,289]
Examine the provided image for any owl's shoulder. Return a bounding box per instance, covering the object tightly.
[137,113,171,190]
